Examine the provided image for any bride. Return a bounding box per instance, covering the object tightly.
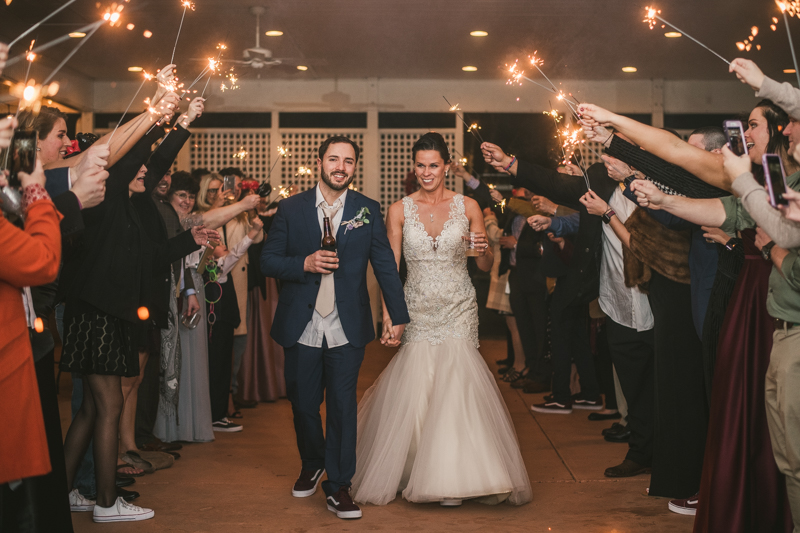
[352,132,532,507]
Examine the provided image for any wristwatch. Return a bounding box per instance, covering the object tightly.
[602,208,616,225]
[762,241,776,261]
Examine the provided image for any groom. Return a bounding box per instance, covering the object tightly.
[261,136,409,519]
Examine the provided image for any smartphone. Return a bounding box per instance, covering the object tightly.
[9,130,38,186]
[763,154,789,207]
[222,175,237,201]
[723,120,748,156]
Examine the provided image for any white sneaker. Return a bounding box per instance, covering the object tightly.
[92,497,154,522]
[69,488,95,512]
[440,499,462,507]
[212,418,243,432]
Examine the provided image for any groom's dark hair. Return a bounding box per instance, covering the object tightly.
[318,136,360,164]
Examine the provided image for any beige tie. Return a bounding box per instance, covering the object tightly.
[314,204,340,317]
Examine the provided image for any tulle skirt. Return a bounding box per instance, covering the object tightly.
[352,337,532,506]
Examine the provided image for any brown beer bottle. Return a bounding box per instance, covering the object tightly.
[322,217,337,252]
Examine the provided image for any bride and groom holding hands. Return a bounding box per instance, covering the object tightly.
[261,133,532,519]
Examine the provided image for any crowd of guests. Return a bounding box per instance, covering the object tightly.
[3,27,800,531]
[451,57,800,532]
[0,45,286,527]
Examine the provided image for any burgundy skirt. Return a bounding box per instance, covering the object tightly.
[694,230,792,533]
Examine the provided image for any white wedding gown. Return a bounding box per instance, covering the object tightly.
[352,194,532,506]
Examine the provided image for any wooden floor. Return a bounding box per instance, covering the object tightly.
[60,339,694,532]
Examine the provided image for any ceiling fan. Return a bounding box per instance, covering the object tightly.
[225,6,310,70]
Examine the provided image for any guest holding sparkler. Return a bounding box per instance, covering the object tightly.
[581,98,797,530]
[0,155,63,529]
[482,141,655,481]
[58,92,181,523]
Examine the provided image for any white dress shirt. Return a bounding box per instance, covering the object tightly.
[298,185,350,348]
[598,187,654,332]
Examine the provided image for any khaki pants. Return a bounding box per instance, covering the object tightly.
[765,325,800,532]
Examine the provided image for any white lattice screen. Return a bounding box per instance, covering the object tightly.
[279,131,365,193]
[575,141,604,167]
[379,130,458,214]
[188,130,272,180]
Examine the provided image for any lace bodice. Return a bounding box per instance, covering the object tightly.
[400,194,479,348]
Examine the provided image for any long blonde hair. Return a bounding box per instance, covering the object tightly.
[196,172,222,213]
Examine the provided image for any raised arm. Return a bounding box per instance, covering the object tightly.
[480,141,588,210]
[0,162,61,288]
[197,194,260,230]
[580,189,631,248]
[730,58,800,121]
[579,103,727,191]
[630,179,727,227]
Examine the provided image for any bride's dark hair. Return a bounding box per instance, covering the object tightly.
[412,132,451,163]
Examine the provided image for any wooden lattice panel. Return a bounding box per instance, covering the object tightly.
[279,132,365,193]
[379,130,458,214]
[188,130,272,180]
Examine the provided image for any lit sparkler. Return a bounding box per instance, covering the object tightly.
[643,6,730,64]
[8,79,60,114]
[777,2,800,87]
[7,0,77,48]
[201,44,226,98]
[107,70,154,144]
[547,106,591,190]
[172,0,196,64]
[443,96,485,143]
[233,146,249,160]
[279,186,290,198]
[264,144,292,182]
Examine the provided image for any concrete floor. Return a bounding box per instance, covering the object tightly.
[61,339,694,532]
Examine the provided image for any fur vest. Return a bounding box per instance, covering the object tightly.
[622,208,691,291]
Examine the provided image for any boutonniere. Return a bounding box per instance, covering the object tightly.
[341,207,371,233]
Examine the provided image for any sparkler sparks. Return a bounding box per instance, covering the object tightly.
[443,96,485,143]
[642,6,730,64]
[233,147,249,160]
[102,3,126,27]
[776,1,800,87]
[171,0,196,64]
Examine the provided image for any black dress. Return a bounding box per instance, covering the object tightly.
[647,271,709,498]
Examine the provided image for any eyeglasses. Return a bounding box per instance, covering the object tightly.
[175,192,196,202]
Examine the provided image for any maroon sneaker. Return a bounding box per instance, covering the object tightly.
[292,468,324,497]
[326,487,362,519]
[668,494,699,516]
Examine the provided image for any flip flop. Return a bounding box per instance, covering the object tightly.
[116,463,145,478]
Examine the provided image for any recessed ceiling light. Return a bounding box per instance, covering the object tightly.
[622,66,638,73]
[265,30,283,36]
[462,66,478,72]
[470,30,488,37]
[143,30,153,38]
[664,31,682,38]
[128,66,143,72]
[785,69,797,73]
[296,65,308,71]
[69,32,86,38]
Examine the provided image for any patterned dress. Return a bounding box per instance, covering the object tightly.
[352,194,532,506]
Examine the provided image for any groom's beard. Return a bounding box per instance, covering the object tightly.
[321,168,355,191]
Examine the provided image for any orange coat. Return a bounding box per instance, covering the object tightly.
[0,199,62,485]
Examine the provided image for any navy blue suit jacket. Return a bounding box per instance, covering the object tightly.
[261,188,410,348]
